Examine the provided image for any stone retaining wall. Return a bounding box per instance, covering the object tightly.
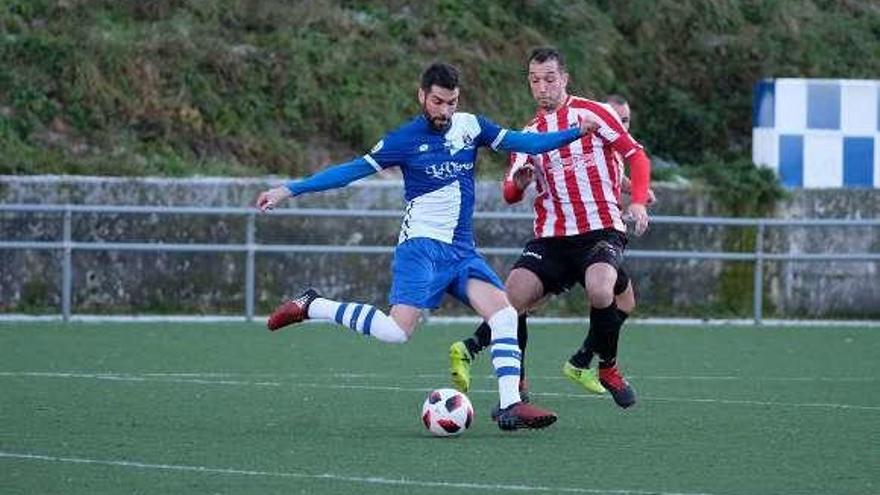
[1,176,878,319]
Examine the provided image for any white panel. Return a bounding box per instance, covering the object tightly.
[446,113,481,154]
[775,79,807,133]
[875,134,880,188]
[803,134,843,188]
[751,128,778,170]
[398,180,460,244]
[840,81,878,134]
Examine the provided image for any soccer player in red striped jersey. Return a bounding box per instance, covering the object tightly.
[449,47,653,409]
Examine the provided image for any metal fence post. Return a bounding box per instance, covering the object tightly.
[245,212,256,322]
[62,206,73,322]
[753,222,765,325]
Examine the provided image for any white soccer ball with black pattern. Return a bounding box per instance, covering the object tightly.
[420,388,474,437]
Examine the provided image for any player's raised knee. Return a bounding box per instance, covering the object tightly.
[588,288,615,309]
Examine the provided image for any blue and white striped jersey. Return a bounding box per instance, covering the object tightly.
[363,112,508,247]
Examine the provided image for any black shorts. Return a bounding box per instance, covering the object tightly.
[512,228,630,296]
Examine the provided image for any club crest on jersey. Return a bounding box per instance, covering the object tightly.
[443,133,475,155]
[418,143,430,153]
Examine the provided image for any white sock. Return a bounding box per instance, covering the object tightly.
[488,306,522,409]
[308,298,408,344]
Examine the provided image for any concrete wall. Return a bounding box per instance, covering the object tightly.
[1,175,878,319]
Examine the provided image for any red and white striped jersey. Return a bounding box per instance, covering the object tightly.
[505,95,642,238]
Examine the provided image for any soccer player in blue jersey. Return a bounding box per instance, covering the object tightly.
[256,62,596,431]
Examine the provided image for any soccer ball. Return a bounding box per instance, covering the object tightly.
[420,388,474,437]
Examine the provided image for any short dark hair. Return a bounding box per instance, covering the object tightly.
[421,63,460,91]
[607,94,629,106]
[528,46,566,70]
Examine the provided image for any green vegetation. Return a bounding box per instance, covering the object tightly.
[686,156,788,313]
[1,1,878,178]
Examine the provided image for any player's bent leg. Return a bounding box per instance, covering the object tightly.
[467,280,557,430]
[584,264,637,408]
[268,289,411,343]
[564,268,629,376]
[466,281,522,407]
[501,268,543,392]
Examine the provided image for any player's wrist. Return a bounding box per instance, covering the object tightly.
[283,183,299,197]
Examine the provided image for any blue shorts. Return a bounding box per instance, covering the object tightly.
[389,238,504,309]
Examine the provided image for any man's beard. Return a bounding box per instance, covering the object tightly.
[538,97,560,112]
[423,108,450,131]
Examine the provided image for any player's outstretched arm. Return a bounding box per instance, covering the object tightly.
[497,117,596,155]
[256,157,377,212]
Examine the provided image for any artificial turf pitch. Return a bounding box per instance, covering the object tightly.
[1,321,877,494]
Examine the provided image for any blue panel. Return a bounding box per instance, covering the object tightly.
[752,80,775,128]
[807,82,840,129]
[778,135,803,187]
[843,137,874,187]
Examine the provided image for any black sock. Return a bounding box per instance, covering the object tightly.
[570,305,614,368]
[517,314,528,381]
[599,331,619,368]
[466,321,493,358]
[598,309,628,368]
[462,337,479,358]
[597,304,625,369]
[568,308,599,369]
[569,325,597,369]
[570,307,629,369]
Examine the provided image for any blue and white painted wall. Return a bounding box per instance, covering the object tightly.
[752,78,879,188]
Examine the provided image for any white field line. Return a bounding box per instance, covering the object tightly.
[2,313,880,327]
[0,451,714,495]
[142,371,878,383]
[1,371,877,412]
[5,370,875,383]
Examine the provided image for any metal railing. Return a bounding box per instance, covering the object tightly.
[2,203,879,324]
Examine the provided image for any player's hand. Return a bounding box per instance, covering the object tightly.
[512,164,534,190]
[625,203,649,236]
[578,115,600,136]
[646,187,657,206]
[256,186,292,212]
